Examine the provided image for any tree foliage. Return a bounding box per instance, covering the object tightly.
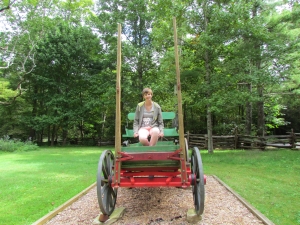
[0,0,299,144]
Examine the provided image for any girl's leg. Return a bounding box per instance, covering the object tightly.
[138,128,150,146]
[149,127,160,146]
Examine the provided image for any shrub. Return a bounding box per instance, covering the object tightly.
[0,136,39,152]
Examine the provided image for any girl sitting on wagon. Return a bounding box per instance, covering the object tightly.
[133,88,164,146]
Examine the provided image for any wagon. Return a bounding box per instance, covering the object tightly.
[96,18,206,222]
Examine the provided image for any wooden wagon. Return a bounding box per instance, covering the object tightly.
[96,18,206,222]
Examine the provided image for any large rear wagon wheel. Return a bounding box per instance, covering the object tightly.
[97,150,117,216]
[191,147,205,215]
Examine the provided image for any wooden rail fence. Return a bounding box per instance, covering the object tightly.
[186,130,300,150]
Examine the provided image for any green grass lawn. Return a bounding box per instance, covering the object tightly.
[200,149,300,225]
[0,146,107,225]
[0,147,299,225]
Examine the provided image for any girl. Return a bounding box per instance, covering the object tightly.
[133,88,164,146]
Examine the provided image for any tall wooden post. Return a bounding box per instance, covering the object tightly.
[115,24,122,184]
[173,17,187,185]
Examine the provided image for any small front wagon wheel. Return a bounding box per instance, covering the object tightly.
[191,147,205,215]
[97,150,117,216]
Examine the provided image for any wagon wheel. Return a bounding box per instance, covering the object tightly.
[191,147,205,215]
[97,150,117,216]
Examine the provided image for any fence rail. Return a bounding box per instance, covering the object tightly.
[186,130,300,150]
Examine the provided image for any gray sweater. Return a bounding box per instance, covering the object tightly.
[133,101,164,133]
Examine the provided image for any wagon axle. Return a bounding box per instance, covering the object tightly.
[107,170,206,188]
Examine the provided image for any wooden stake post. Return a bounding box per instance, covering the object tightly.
[114,24,122,185]
[173,17,187,184]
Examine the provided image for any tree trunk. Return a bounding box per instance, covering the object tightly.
[48,125,51,145]
[245,83,252,135]
[257,85,265,136]
[207,109,214,153]
[205,49,213,153]
[51,125,55,146]
[101,112,106,139]
[62,129,68,145]
[251,0,265,137]
[30,87,38,141]
[38,129,43,144]
[203,0,213,153]
[79,120,84,141]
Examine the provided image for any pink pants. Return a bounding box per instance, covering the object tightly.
[138,127,160,146]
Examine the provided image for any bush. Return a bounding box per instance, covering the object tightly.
[0,136,39,152]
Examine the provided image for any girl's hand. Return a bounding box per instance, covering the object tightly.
[134,133,139,138]
[159,132,164,137]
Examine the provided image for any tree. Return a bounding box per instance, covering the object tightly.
[264,1,300,133]
[0,0,17,13]
[1,0,299,145]
[94,0,163,135]
[26,20,102,145]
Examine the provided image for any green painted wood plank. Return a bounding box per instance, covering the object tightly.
[124,112,178,137]
[121,145,178,152]
[127,112,176,120]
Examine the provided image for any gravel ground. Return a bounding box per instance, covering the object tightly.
[46,176,264,225]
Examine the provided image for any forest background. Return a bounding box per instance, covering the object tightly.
[0,0,299,148]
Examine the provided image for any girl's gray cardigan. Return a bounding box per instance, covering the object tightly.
[133,101,164,134]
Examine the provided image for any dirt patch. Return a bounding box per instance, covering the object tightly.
[46,176,264,225]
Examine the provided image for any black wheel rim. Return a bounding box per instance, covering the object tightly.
[191,147,205,215]
[97,150,117,215]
